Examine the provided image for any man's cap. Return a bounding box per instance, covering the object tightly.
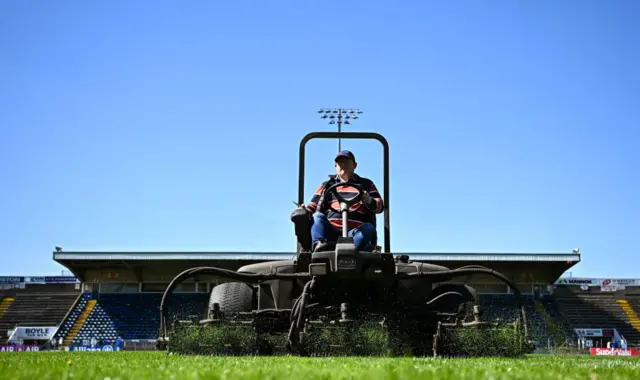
[335,150,356,162]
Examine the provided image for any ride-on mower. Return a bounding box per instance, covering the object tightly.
[157,131,534,357]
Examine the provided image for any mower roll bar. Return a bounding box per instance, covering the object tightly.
[298,132,390,253]
[157,265,529,342]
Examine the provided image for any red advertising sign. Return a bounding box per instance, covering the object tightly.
[590,348,639,356]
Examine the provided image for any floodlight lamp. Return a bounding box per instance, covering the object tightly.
[329,120,336,124]
[321,115,328,119]
[344,120,350,124]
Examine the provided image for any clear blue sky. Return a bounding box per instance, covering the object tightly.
[1,1,638,278]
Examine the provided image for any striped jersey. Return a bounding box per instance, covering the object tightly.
[306,173,384,229]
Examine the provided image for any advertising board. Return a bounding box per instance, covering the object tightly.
[555,278,640,287]
[590,348,639,356]
[8,327,58,341]
[68,345,120,352]
[0,345,40,352]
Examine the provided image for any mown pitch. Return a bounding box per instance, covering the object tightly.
[1,352,639,379]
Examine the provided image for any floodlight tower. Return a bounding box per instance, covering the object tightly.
[317,108,363,151]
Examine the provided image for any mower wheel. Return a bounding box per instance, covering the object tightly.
[208,282,254,314]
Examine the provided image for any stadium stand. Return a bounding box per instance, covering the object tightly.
[478,294,570,347]
[0,296,14,318]
[619,290,640,336]
[49,289,633,349]
[479,287,640,348]
[44,249,591,349]
[553,286,640,346]
[55,292,209,345]
[540,294,574,341]
[0,293,79,338]
[615,299,640,333]
[50,292,578,348]
[41,250,582,347]
[54,294,92,346]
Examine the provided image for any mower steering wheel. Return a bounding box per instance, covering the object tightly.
[325,182,364,208]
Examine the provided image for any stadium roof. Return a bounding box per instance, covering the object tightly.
[53,251,579,262]
[53,250,580,284]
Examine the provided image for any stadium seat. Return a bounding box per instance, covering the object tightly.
[0,293,79,339]
[67,293,208,343]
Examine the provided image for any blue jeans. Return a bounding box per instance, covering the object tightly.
[311,212,376,251]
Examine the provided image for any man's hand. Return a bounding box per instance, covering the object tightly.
[361,191,373,206]
[291,201,313,220]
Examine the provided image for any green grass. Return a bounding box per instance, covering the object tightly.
[1,352,639,379]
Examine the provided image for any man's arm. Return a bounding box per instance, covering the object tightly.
[364,181,384,214]
[305,183,326,214]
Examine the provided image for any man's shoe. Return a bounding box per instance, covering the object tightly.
[313,240,329,252]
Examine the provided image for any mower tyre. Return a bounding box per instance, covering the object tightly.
[208,282,254,315]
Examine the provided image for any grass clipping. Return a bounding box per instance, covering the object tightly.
[166,320,531,357]
[166,322,389,356]
[167,325,262,356]
[438,321,532,358]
